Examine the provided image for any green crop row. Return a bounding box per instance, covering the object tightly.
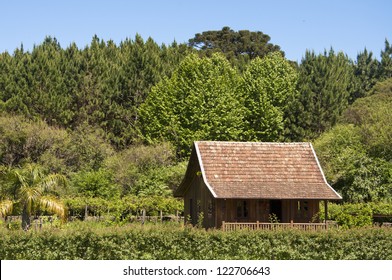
[0,223,391,260]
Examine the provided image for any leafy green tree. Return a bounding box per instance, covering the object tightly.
[240,52,298,141]
[343,78,392,161]
[71,169,120,199]
[139,53,244,156]
[0,114,67,167]
[315,79,392,202]
[104,143,185,195]
[314,124,392,202]
[0,164,67,230]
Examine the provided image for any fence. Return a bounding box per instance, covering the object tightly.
[222,221,331,231]
[4,215,184,230]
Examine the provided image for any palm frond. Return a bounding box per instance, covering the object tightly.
[18,186,42,215]
[41,174,67,192]
[0,199,13,217]
[39,196,66,219]
[13,170,28,188]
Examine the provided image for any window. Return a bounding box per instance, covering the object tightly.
[207,199,214,217]
[297,200,309,218]
[237,200,248,219]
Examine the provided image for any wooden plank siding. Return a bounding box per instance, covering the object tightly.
[214,199,320,228]
[183,169,216,228]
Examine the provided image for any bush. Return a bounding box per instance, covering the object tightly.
[1,225,392,260]
[322,202,392,229]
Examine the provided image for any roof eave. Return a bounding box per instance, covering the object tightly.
[310,143,342,200]
[195,141,218,198]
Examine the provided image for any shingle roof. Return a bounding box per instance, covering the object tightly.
[176,141,341,200]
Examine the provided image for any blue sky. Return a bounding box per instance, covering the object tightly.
[1,0,391,62]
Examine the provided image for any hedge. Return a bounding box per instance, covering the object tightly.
[0,223,391,260]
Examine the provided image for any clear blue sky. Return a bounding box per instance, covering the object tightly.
[1,0,391,62]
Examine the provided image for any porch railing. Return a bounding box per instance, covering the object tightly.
[222,221,330,231]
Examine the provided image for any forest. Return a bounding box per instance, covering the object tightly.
[1,26,392,231]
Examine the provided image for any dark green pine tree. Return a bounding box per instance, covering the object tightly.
[29,36,73,126]
[380,39,392,80]
[352,48,380,101]
[2,45,32,116]
[294,49,356,140]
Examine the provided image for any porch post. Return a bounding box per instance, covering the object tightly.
[324,200,328,229]
[289,200,294,225]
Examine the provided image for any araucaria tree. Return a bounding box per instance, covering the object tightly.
[0,164,67,230]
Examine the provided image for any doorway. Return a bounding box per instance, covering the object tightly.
[269,200,282,222]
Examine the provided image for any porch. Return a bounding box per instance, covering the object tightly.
[222,221,331,231]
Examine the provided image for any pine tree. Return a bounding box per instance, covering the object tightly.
[353,48,380,100]
[380,39,392,79]
[294,49,356,139]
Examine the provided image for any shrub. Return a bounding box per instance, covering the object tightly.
[1,225,392,260]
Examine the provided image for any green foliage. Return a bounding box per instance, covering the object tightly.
[268,213,280,223]
[352,48,380,100]
[139,53,244,157]
[1,225,392,260]
[380,39,392,79]
[196,212,204,228]
[188,26,283,70]
[294,49,356,139]
[0,163,67,230]
[344,78,392,161]
[1,31,392,214]
[314,78,392,202]
[0,115,67,167]
[0,115,114,175]
[71,169,120,199]
[104,143,184,196]
[64,195,183,220]
[0,35,189,148]
[330,204,373,229]
[240,52,298,141]
[322,202,392,229]
[314,124,392,202]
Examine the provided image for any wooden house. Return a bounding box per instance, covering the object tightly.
[174,141,342,230]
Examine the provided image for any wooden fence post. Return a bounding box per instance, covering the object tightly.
[142,209,146,225]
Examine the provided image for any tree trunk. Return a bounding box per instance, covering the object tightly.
[22,206,30,231]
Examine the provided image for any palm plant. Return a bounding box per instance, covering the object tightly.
[0,164,67,230]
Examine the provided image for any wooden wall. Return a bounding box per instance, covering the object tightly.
[183,169,216,228]
[181,158,321,228]
[215,199,321,227]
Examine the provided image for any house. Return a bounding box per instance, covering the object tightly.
[174,141,342,229]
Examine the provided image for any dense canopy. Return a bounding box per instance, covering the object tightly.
[1,28,392,227]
